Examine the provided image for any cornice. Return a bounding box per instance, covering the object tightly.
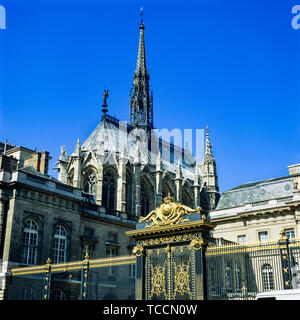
[126,220,216,239]
[210,202,299,223]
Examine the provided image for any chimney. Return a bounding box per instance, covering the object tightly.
[40,150,51,175]
[30,150,51,175]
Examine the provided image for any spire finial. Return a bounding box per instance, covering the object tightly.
[102,88,109,116]
[140,6,144,26]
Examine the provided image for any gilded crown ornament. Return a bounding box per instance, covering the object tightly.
[138,193,202,228]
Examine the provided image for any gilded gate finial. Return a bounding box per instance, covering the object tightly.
[138,193,202,228]
[279,229,288,241]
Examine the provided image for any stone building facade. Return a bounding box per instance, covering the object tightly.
[210,163,300,243]
[0,144,136,299]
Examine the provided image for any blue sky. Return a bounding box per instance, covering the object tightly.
[0,0,299,192]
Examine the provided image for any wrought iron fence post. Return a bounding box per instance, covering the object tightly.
[278,230,292,290]
[132,243,144,300]
[200,239,208,300]
[43,258,52,300]
[190,235,208,300]
[67,272,72,300]
[80,253,89,300]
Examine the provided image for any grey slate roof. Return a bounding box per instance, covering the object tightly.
[215,175,294,210]
[81,117,197,180]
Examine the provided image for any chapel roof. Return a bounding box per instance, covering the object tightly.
[81,115,197,181]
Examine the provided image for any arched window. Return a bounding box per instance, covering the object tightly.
[53,226,67,263]
[21,219,38,265]
[83,170,97,196]
[182,190,192,207]
[126,172,133,214]
[67,169,74,186]
[162,184,173,199]
[102,171,116,210]
[261,264,274,291]
[140,183,150,217]
[162,176,175,201]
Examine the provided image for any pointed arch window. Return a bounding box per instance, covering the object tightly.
[21,219,38,265]
[102,171,116,210]
[162,183,174,200]
[139,108,144,121]
[141,183,150,217]
[126,172,133,214]
[67,169,74,186]
[53,226,67,263]
[182,190,192,207]
[83,170,97,196]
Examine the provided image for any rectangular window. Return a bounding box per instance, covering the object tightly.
[285,228,295,240]
[21,245,37,265]
[107,248,116,276]
[21,223,38,265]
[259,231,268,242]
[237,235,246,244]
[53,237,66,263]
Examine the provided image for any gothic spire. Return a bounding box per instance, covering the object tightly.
[129,8,153,130]
[203,126,220,209]
[204,126,213,159]
[136,8,146,75]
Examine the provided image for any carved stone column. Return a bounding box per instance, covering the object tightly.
[95,163,104,206]
[174,163,182,203]
[155,152,163,207]
[193,173,201,208]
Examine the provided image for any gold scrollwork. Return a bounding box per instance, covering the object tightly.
[132,243,144,256]
[142,233,194,246]
[139,193,201,228]
[189,235,206,250]
[150,263,167,299]
[173,261,192,298]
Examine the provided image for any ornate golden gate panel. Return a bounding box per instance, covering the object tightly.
[127,193,215,300]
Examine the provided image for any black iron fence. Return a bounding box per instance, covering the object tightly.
[205,235,300,300]
[9,255,136,300]
[7,232,300,300]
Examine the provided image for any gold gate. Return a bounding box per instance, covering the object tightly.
[127,193,215,300]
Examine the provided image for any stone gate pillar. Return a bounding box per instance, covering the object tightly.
[126,193,215,300]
